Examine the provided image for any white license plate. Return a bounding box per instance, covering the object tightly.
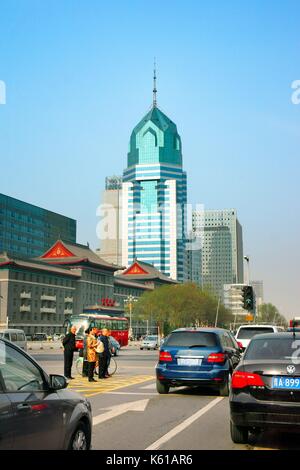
[177,358,202,366]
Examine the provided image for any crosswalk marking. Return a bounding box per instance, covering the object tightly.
[67,374,154,397]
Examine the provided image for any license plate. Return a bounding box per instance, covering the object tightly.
[272,376,300,389]
[177,358,202,366]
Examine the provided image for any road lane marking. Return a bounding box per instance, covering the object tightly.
[93,399,149,426]
[145,397,224,450]
[67,374,154,397]
[102,391,157,396]
[140,383,156,389]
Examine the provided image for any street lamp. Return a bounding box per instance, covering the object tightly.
[244,256,250,285]
[124,295,137,340]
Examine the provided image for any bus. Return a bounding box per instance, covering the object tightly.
[64,313,129,351]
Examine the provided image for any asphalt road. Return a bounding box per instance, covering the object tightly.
[30,347,300,451]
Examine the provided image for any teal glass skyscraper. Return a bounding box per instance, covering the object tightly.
[122,71,187,281]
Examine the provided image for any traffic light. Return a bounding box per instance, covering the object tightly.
[242,285,254,311]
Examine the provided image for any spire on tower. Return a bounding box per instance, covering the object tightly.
[153,58,157,107]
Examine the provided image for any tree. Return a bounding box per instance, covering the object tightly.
[257,303,288,327]
[134,282,232,335]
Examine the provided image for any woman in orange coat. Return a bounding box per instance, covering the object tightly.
[86,327,98,382]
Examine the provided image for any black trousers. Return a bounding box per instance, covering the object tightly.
[64,350,74,378]
[98,352,107,378]
[88,361,96,381]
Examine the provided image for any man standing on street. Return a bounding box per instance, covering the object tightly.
[62,325,77,379]
[98,328,111,378]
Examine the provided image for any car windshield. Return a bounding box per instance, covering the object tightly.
[164,332,218,347]
[145,336,157,341]
[244,337,299,360]
[237,327,274,339]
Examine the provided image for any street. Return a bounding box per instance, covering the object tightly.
[30,344,300,451]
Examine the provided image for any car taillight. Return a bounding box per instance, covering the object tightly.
[232,371,265,389]
[237,341,243,349]
[159,351,172,362]
[207,353,226,363]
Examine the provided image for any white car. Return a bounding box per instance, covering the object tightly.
[140,335,159,350]
[235,324,284,350]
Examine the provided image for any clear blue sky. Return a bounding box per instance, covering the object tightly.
[0,0,299,318]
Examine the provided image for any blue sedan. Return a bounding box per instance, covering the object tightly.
[156,328,242,395]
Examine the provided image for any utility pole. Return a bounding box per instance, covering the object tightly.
[215,297,221,327]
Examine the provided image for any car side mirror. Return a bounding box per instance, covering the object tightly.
[49,374,68,390]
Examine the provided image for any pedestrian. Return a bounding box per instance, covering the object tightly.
[97,328,111,379]
[62,326,77,379]
[86,327,98,382]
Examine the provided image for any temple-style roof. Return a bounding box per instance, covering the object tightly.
[0,252,80,277]
[116,259,178,285]
[37,240,122,272]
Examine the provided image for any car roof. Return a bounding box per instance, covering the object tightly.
[237,324,278,329]
[248,332,300,340]
[171,327,228,334]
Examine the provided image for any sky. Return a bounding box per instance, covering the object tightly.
[0,0,299,319]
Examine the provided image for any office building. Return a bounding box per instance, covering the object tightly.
[98,176,123,265]
[122,72,187,281]
[192,209,244,297]
[0,193,76,258]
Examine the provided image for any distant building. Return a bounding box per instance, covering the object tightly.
[224,283,247,317]
[250,280,264,312]
[185,235,202,286]
[0,193,76,258]
[192,209,244,298]
[122,73,187,282]
[98,176,123,266]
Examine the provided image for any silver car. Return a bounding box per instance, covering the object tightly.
[0,337,92,449]
[140,335,159,350]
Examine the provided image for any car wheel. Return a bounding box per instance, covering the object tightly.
[156,379,169,394]
[140,347,143,350]
[219,372,231,397]
[68,422,90,450]
[230,421,249,444]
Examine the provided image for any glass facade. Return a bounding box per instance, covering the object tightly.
[123,105,187,282]
[0,194,76,258]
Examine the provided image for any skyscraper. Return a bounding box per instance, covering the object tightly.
[98,176,123,266]
[192,209,244,297]
[122,69,187,281]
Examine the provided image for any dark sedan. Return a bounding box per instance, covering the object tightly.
[0,337,92,449]
[230,332,300,444]
[156,327,242,396]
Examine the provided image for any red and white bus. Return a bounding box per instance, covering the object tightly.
[64,313,129,350]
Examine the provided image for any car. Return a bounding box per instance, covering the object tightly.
[140,335,159,350]
[32,333,47,341]
[109,336,120,356]
[156,327,242,395]
[230,332,300,444]
[53,333,62,341]
[0,329,27,351]
[0,336,92,449]
[235,324,283,351]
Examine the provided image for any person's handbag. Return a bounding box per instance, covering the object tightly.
[96,340,104,353]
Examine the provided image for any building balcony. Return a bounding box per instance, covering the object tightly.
[40,307,56,314]
[41,295,56,301]
[20,305,31,312]
[64,309,73,314]
[20,292,31,299]
[64,297,73,303]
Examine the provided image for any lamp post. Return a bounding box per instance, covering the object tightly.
[244,256,250,285]
[124,295,137,340]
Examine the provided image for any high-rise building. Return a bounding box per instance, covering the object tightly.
[250,280,264,311]
[122,72,187,281]
[185,234,202,286]
[192,209,244,297]
[0,193,76,259]
[97,176,123,266]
